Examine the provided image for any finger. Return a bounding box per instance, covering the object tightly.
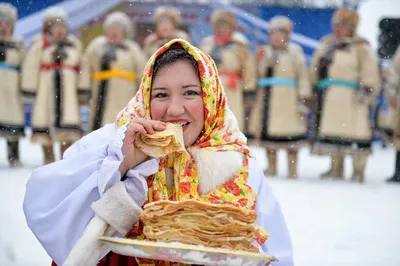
[125,123,138,136]
[139,119,156,134]
[130,117,156,134]
[157,120,167,126]
[130,123,147,135]
[153,121,167,131]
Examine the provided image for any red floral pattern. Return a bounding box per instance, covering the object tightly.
[179,182,191,194]
[238,198,248,207]
[224,182,241,196]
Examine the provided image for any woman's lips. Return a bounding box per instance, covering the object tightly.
[182,123,190,132]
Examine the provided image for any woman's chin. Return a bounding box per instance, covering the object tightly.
[183,138,196,148]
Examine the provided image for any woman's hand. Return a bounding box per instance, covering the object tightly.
[119,118,166,176]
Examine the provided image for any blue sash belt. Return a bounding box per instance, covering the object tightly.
[0,62,19,71]
[317,78,359,90]
[258,77,297,87]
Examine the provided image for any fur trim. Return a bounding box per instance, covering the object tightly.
[88,35,136,55]
[43,7,67,23]
[92,182,142,236]
[42,7,67,33]
[66,34,82,50]
[65,182,142,265]
[353,35,370,45]
[63,215,114,266]
[210,9,236,29]
[320,33,369,46]
[87,35,107,56]
[104,11,134,39]
[320,33,336,45]
[231,31,249,46]
[175,30,190,41]
[288,42,304,53]
[268,15,293,34]
[143,33,158,46]
[154,6,181,26]
[332,8,359,29]
[0,3,17,24]
[188,148,244,195]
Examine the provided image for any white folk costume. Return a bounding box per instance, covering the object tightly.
[143,6,190,59]
[200,9,256,132]
[79,12,147,132]
[23,39,293,266]
[310,8,380,182]
[21,7,83,164]
[0,3,25,167]
[249,16,311,178]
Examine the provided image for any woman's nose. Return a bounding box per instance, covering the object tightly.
[166,98,185,117]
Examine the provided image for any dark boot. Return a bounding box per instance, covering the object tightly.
[42,144,55,165]
[287,150,298,179]
[387,151,400,182]
[351,153,368,183]
[264,149,277,176]
[7,140,22,167]
[321,153,344,179]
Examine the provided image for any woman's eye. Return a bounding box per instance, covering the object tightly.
[183,90,200,96]
[154,92,168,98]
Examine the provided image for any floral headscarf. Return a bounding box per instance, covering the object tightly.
[116,38,247,151]
[115,39,268,265]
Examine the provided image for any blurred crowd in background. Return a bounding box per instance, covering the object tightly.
[1,0,400,184]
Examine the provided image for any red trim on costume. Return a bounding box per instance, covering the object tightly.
[218,70,241,90]
[41,63,80,72]
[214,34,232,46]
[43,36,51,49]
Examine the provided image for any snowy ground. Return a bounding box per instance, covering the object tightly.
[0,133,399,266]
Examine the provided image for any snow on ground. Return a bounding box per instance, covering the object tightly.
[0,134,399,266]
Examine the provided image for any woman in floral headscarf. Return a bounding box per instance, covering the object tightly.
[23,39,293,266]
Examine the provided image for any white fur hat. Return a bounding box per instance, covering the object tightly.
[0,3,17,25]
[42,7,67,33]
[210,9,236,29]
[104,11,134,39]
[42,7,67,24]
[268,15,293,34]
[153,6,181,26]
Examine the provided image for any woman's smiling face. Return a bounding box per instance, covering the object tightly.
[150,60,204,147]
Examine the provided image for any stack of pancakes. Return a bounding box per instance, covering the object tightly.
[135,123,186,158]
[140,200,262,252]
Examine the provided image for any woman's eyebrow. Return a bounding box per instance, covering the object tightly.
[182,84,201,89]
[152,87,166,91]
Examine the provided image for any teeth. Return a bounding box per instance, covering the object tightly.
[172,122,189,126]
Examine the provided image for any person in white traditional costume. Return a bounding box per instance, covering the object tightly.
[0,3,25,167]
[23,39,293,266]
[79,11,147,133]
[200,9,256,132]
[310,8,380,182]
[249,16,311,178]
[21,7,83,165]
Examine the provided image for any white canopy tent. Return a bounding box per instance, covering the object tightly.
[15,0,124,45]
